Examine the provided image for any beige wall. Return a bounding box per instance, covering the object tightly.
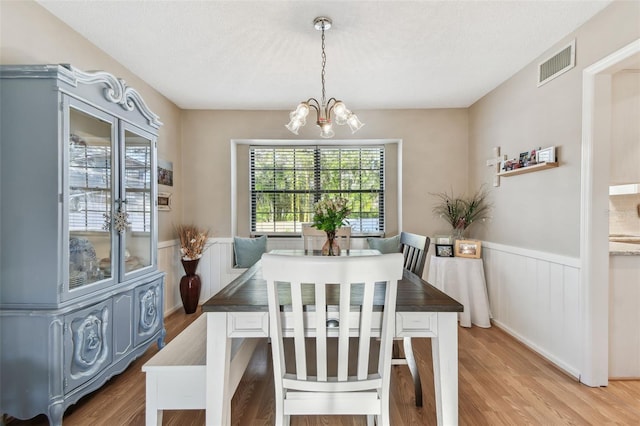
[0,0,183,241]
[468,0,640,257]
[180,109,468,238]
[6,0,636,252]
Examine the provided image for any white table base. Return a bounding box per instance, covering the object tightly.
[205,311,458,426]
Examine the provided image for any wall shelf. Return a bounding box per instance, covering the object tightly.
[498,161,558,177]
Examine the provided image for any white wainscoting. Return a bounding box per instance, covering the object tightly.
[481,242,582,379]
[159,237,371,316]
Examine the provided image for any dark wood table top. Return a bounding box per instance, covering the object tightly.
[202,260,463,313]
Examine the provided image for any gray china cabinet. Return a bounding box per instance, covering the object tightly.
[0,64,165,425]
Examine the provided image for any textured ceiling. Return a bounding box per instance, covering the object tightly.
[37,0,612,110]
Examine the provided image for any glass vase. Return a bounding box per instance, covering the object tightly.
[322,230,341,256]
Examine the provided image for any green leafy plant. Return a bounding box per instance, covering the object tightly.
[311,197,351,232]
[432,187,491,232]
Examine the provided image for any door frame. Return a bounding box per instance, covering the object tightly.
[580,38,640,386]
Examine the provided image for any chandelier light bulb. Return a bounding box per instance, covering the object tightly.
[319,122,335,138]
[346,113,364,133]
[285,17,363,138]
[292,102,310,120]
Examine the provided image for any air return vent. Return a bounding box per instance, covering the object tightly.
[538,39,576,87]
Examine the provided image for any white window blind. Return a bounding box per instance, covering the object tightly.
[250,145,384,235]
[68,137,151,233]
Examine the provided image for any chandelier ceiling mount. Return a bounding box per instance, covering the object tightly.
[285,16,364,138]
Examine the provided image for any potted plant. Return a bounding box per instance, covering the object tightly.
[432,187,491,239]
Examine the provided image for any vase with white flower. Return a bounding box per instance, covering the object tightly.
[175,224,210,314]
[311,196,351,256]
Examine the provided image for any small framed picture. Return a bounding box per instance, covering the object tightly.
[434,235,453,245]
[435,244,454,257]
[157,192,172,211]
[158,159,174,186]
[519,151,530,167]
[537,146,556,163]
[454,239,482,258]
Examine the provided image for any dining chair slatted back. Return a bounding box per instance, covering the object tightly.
[301,224,351,253]
[262,253,403,425]
[395,231,431,408]
[400,231,430,278]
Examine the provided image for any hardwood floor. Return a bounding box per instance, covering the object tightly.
[6,309,640,425]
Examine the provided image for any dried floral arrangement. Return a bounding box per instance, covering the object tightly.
[175,224,210,260]
[432,187,492,233]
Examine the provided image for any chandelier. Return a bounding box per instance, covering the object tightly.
[286,17,364,138]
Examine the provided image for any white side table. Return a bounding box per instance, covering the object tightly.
[427,255,492,328]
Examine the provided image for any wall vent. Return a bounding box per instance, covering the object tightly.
[538,39,576,87]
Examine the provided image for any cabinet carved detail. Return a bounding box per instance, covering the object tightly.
[139,286,159,333]
[69,66,162,129]
[70,307,110,378]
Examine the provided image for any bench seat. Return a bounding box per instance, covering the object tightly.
[142,314,259,425]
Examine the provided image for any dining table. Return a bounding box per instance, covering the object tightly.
[201,249,464,425]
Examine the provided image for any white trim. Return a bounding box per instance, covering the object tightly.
[397,139,403,232]
[482,241,580,268]
[580,38,640,387]
[158,239,178,249]
[230,139,238,238]
[230,139,403,237]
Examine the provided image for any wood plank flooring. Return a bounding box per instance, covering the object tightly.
[6,309,640,425]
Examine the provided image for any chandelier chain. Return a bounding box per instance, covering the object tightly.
[321,26,326,108]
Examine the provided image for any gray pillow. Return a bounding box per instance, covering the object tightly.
[233,235,267,268]
[367,235,401,254]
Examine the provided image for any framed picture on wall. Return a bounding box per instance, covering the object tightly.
[454,239,482,258]
[158,159,174,186]
[158,192,172,211]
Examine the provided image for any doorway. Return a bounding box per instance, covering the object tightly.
[580,39,640,386]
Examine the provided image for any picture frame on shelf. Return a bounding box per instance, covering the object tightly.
[519,151,530,167]
[158,192,172,211]
[434,235,453,245]
[454,239,482,258]
[537,146,556,163]
[435,244,454,257]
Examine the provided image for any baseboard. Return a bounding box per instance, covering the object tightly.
[491,319,581,380]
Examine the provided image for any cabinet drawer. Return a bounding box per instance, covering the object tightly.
[227,312,269,337]
[396,312,437,337]
[134,278,164,346]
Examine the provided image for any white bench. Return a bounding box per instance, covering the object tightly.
[142,315,259,425]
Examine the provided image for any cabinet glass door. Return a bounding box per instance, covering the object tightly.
[122,126,154,277]
[68,107,114,290]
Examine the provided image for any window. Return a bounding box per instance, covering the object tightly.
[250,145,384,235]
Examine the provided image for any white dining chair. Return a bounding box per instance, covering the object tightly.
[262,253,403,426]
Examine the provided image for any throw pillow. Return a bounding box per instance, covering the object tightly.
[367,235,401,254]
[233,235,267,268]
